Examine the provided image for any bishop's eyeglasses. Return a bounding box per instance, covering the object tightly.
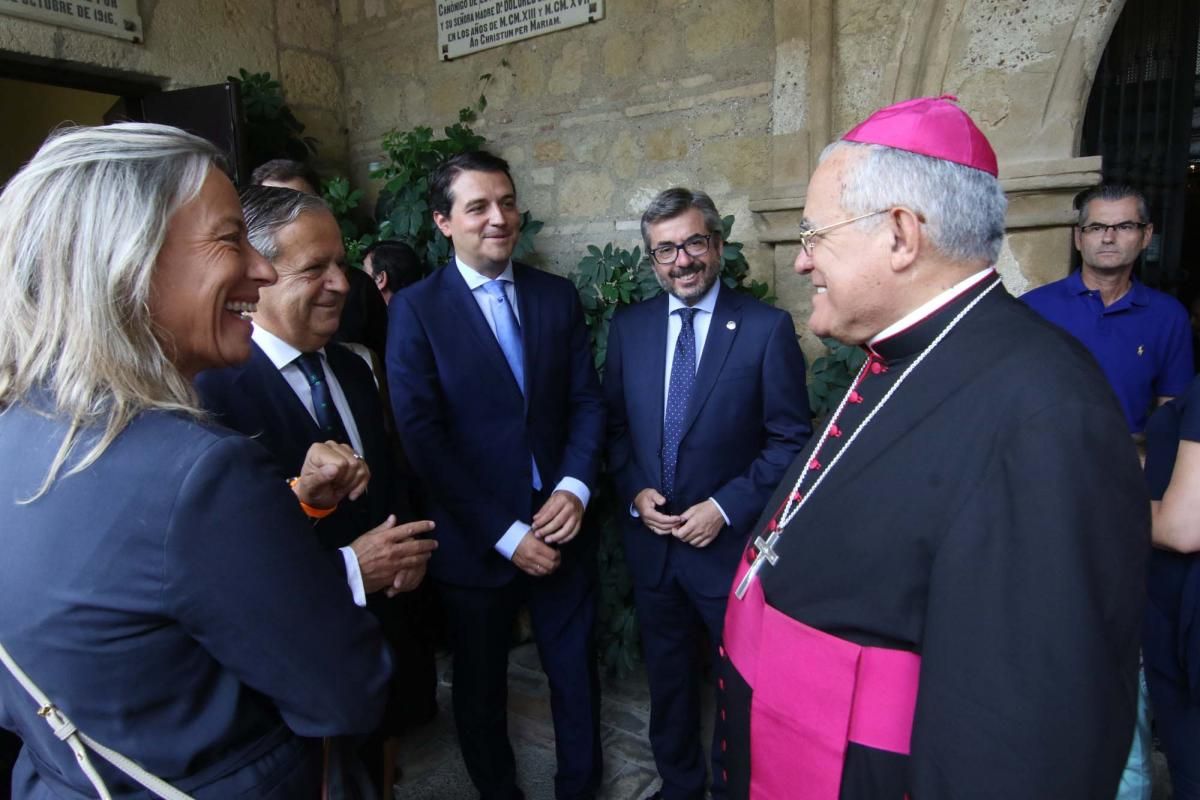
[797,209,889,255]
[1078,221,1148,236]
[649,234,713,265]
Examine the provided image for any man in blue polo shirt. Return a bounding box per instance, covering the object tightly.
[1023,183,1193,800]
[1023,184,1193,434]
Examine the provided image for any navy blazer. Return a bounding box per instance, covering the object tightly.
[195,341,403,551]
[386,261,606,588]
[0,403,391,799]
[604,285,812,593]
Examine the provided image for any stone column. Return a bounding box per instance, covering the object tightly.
[752,0,1127,355]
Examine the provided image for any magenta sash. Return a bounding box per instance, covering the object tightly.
[724,559,921,799]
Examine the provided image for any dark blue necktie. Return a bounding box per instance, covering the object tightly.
[294,352,351,445]
[662,307,698,500]
[482,279,542,491]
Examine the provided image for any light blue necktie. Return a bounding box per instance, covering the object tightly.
[662,307,698,501]
[482,279,542,491]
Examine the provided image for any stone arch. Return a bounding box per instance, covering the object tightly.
[754,0,1128,337]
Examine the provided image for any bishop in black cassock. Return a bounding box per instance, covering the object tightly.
[720,97,1148,799]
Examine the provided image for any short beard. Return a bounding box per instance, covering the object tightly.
[657,258,720,304]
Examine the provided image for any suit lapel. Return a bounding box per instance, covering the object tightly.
[637,294,670,455]
[244,344,324,456]
[512,264,537,416]
[326,344,392,488]
[680,284,741,439]
[325,344,370,441]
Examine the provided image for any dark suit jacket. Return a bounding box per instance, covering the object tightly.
[0,402,390,799]
[196,338,436,733]
[386,261,606,588]
[604,285,813,593]
[195,341,404,551]
[334,266,390,362]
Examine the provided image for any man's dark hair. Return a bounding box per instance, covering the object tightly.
[364,239,424,292]
[251,158,321,194]
[428,151,514,219]
[640,187,723,253]
[1076,183,1150,226]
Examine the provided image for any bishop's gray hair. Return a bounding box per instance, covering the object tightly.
[239,184,331,262]
[820,141,1008,264]
[0,122,224,498]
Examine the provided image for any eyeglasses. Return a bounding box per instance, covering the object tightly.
[797,210,889,254]
[649,234,712,265]
[1078,221,1148,236]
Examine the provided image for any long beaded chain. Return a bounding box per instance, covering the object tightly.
[776,278,1001,530]
[735,278,1002,599]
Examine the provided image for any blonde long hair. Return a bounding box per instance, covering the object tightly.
[0,123,225,498]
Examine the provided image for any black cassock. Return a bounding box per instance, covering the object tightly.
[720,273,1148,799]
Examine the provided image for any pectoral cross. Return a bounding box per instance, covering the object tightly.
[734,529,782,599]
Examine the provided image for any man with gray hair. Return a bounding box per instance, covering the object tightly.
[604,188,811,800]
[195,186,437,795]
[719,97,1148,798]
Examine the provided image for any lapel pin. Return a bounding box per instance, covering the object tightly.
[726,320,737,330]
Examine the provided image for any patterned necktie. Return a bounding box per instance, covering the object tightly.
[482,279,542,491]
[294,352,351,445]
[662,307,698,501]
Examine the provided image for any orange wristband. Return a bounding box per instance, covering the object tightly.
[289,477,337,519]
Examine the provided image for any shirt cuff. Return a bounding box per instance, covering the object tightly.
[339,546,368,607]
[495,521,531,560]
[555,476,591,509]
[708,497,731,526]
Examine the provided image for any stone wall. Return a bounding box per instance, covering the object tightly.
[337,0,1126,353]
[339,0,780,281]
[2,0,1130,352]
[0,0,347,170]
[751,0,1125,358]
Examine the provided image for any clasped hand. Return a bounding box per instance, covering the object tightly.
[633,488,724,548]
[512,490,586,577]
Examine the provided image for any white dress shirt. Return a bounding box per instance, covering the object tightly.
[252,325,368,606]
[455,257,591,559]
[629,279,730,524]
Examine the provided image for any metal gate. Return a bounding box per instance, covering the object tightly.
[1080,0,1200,294]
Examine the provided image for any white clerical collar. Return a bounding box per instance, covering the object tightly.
[667,278,720,315]
[868,267,995,346]
[252,324,325,368]
[456,256,515,289]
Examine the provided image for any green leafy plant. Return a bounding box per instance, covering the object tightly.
[320,177,377,269]
[570,215,772,675]
[806,337,867,418]
[229,69,316,166]
[366,64,535,274]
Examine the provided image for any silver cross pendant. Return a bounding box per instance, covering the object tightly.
[734,530,782,599]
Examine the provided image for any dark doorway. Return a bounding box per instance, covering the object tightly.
[0,76,121,186]
[1080,0,1200,296]
[0,57,248,188]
